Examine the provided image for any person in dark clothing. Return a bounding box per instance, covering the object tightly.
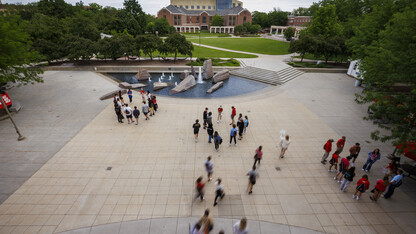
[114,104,123,123]
[237,119,244,140]
[207,124,214,143]
[193,119,201,143]
[133,106,140,125]
[213,178,225,206]
[214,131,222,151]
[203,107,208,129]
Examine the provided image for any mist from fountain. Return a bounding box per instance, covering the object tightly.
[197,67,203,84]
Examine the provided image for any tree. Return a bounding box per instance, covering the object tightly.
[61,35,95,61]
[307,5,342,39]
[114,10,141,36]
[284,27,295,40]
[234,25,247,35]
[154,18,174,36]
[64,11,100,41]
[210,14,224,26]
[123,0,147,34]
[268,9,288,26]
[139,34,162,60]
[252,11,270,28]
[0,15,43,85]
[161,33,193,63]
[289,32,317,62]
[36,0,74,19]
[355,3,416,150]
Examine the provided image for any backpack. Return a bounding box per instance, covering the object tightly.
[323,143,326,150]
[219,138,223,144]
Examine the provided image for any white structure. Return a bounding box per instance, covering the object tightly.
[174,26,200,32]
[209,26,234,33]
[269,26,305,38]
[347,60,361,79]
[100,33,112,39]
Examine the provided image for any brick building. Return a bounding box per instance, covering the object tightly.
[157,5,251,33]
[287,15,311,27]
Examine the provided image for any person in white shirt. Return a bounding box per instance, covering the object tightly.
[213,178,225,206]
[280,135,291,158]
[234,218,248,234]
[124,104,133,124]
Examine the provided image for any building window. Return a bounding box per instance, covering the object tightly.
[210,16,212,22]
[197,16,200,23]
[197,6,200,9]
[178,15,181,25]
[203,6,205,9]
[174,15,181,25]
[187,16,190,23]
[191,5,194,9]
[243,16,246,23]
[208,6,211,9]
[185,5,188,9]
[233,16,236,25]
[203,16,206,23]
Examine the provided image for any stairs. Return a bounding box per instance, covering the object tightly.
[230,66,303,86]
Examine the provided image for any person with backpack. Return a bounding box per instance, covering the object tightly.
[205,156,214,182]
[214,131,222,151]
[207,124,214,143]
[194,176,205,201]
[127,89,133,103]
[370,176,389,201]
[362,149,381,172]
[321,139,334,164]
[213,178,225,206]
[334,156,352,182]
[340,167,356,192]
[123,104,133,124]
[247,165,259,194]
[353,175,370,200]
[253,146,263,167]
[384,169,403,199]
[229,124,238,146]
[328,152,339,172]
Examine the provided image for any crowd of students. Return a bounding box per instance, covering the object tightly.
[322,137,404,201]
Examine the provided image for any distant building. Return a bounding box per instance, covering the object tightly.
[170,0,242,11]
[287,15,311,27]
[157,4,251,33]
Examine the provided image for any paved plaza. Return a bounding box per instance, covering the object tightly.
[0,70,415,234]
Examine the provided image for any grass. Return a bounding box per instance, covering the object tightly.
[287,61,334,68]
[149,45,257,58]
[187,37,290,55]
[182,31,231,38]
[187,58,240,66]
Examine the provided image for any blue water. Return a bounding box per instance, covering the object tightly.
[107,73,269,98]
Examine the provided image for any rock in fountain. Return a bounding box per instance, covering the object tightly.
[180,70,190,80]
[191,66,197,77]
[206,81,224,94]
[135,69,151,80]
[213,70,230,83]
[203,59,214,80]
[169,75,196,95]
[153,82,173,91]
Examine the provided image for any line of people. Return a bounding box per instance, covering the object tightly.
[113,88,158,124]
[322,137,404,201]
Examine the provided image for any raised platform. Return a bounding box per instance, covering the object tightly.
[230,66,304,86]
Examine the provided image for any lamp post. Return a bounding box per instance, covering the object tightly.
[199,27,201,46]
[0,90,25,141]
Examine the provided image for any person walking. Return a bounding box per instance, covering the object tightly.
[243,116,249,134]
[214,131,222,151]
[152,95,158,112]
[203,108,208,129]
[213,178,225,206]
[140,88,146,102]
[193,119,201,143]
[207,124,214,143]
[198,209,214,234]
[362,149,381,172]
[321,139,334,164]
[114,104,124,123]
[340,167,356,192]
[234,218,248,234]
[205,156,214,181]
[230,106,236,125]
[229,124,238,146]
[349,143,361,166]
[207,112,213,126]
[280,135,290,158]
[113,94,119,104]
[335,156,352,182]
[336,136,346,154]
[133,106,140,125]
[190,221,203,234]
[237,119,244,140]
[194,176,205,201]
[148,99,154,116]
[217,105,223,123]
[353,175,370,200]
[370,176,389,201]
[253,146,263,167]
[328,152,339,172]
[384,169,403,199]
[142,101,149,120]
[127,89,133,103]
[124,104,133,124]
[247,165,258,194]
[120,97,125,106]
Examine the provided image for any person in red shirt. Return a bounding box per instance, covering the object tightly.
[336,136,346,154]
[370,176,389,201]
[353,175,370,200]
[217,105,223,123]
[230,106,236,125]
[334,156,352,182]
[194,176,205,201]
[321,139,334,164]
[253,146,263,167]
[328,152,339,172]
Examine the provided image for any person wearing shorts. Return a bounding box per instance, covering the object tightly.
[230,106,236,125]
[217,105,223,123]
[353,175,369,200]
[247,165,258,194]
[349,143,361,165]
[193,119,201,143]
[142,101,149,120]
[133,106,140,125]
[124,104,133,124]
[328,152,339,172]
[335,156,351,182]
[205,156,213,181]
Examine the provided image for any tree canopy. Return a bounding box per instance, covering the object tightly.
[210,15,224,27]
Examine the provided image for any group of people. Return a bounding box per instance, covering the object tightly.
[321,136,404,201]
[191,209,248,234]
[113,88,158,124]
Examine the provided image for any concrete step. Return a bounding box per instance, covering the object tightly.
[230,66,303,86]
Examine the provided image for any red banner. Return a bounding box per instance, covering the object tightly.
[0,92,12,109]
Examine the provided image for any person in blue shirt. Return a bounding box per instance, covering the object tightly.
[127,89,133,103]
[384,169,403,199]
[362,149,381,172]
[229,124,238,146]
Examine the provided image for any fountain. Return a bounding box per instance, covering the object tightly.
[197,67,203,84]
[148,77,151,81]
[162,72,165,77]
[158,78,161,82]
[171,72,174,77]
[175,82,178,86]
[169,76,172,80]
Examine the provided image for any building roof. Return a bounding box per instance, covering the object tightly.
[162,5,248,16]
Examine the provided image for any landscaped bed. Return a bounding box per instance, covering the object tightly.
[187,58,240,66]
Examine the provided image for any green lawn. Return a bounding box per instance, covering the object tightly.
[188,38,290,55]
[148,45,257,58]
